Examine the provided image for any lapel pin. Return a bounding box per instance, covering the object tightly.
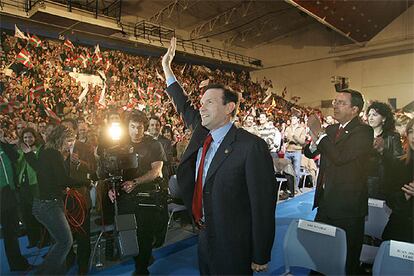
[225,149,229,154]
[345,130,349,134]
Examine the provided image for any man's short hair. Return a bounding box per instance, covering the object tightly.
[126,111,149,129]
[338,88,364,113]
[149,115,161,125]
[204,83,240,117]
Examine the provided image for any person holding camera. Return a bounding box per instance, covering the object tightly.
[108,111,168,275]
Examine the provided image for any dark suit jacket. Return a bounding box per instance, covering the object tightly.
[69,141,96,209]
[304,117,373,219]
[166,82,276,273]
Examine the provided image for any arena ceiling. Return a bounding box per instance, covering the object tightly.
[118,0,413,48]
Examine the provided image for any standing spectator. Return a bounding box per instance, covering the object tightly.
[0,130,31,271]
[382,118,414,243]
[284,108,306,192]
[162,37,276,275]
[366,101,403,199]
[257,113,281,159]
[305,89,373,274]
[23,125,88,275]
[61,118,95,275]
[148,116,175,178]
[242,114,259,136]
[16,127,43,249]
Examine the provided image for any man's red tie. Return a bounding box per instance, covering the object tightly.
[335,126,344,141]
[192,134,213,223]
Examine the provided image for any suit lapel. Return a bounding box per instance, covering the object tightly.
[180,125,209,164]
[204,125,237,184]
[335,117,360,144]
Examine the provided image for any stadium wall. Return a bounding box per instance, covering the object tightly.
[248,5,414,110]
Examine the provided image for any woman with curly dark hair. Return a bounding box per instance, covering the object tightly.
[23,125,88,275]
[16,127,43,248]
[366,101,403,199]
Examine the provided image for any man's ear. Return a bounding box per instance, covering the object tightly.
[226,102,236,116]
[351,106,360,116]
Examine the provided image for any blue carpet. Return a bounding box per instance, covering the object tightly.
[1,190,316,275]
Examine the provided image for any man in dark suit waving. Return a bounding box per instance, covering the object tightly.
[161,37,276,275]
[304,89,373,274]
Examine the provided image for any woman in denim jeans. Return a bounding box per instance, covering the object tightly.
[23,125,88,275]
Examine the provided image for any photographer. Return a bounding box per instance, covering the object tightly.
[107,111,168,275]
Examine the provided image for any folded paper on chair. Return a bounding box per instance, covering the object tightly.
[390,240,414,261]
[298,219,336,237]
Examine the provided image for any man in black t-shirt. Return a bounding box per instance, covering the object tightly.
[108,111,167,275]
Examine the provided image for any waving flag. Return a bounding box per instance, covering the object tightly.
[15,25,29,40]
[41,101,60,123]
[30,82,46,98]
[16,48,33,69]
[29,35,42,47]
[64,39,75,50]
[94,44,103,63]
[77,54,89,68]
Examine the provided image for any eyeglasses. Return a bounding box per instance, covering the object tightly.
[332,100,350,107]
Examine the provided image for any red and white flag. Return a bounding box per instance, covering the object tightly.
[29,35,42,47]
[42,103,61,123]
[16,48,33,69]
[64,39,75,50]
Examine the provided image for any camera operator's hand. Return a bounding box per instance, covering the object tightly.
[108,188,118,203]
[121,180,136,194]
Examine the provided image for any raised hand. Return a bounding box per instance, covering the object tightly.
[161,37,177,81]
[20,142,32,153]
[308,114,323,135]
[162,37,176,70]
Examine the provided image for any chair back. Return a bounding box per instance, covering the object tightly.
[168,175,181,198]
[365,199,391,239]
[283,219,347,275]
[372,240,414,275]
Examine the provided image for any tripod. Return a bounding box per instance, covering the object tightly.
[89,175,139,270]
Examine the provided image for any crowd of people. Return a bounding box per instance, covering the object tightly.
[0,31,413,275]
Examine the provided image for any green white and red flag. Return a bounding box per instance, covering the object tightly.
[29,35,42,47]
[16,48,33,69]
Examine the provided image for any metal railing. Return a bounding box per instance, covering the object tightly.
[129,20,262,67]
[23,0,122,21]
[3,0,262,67]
